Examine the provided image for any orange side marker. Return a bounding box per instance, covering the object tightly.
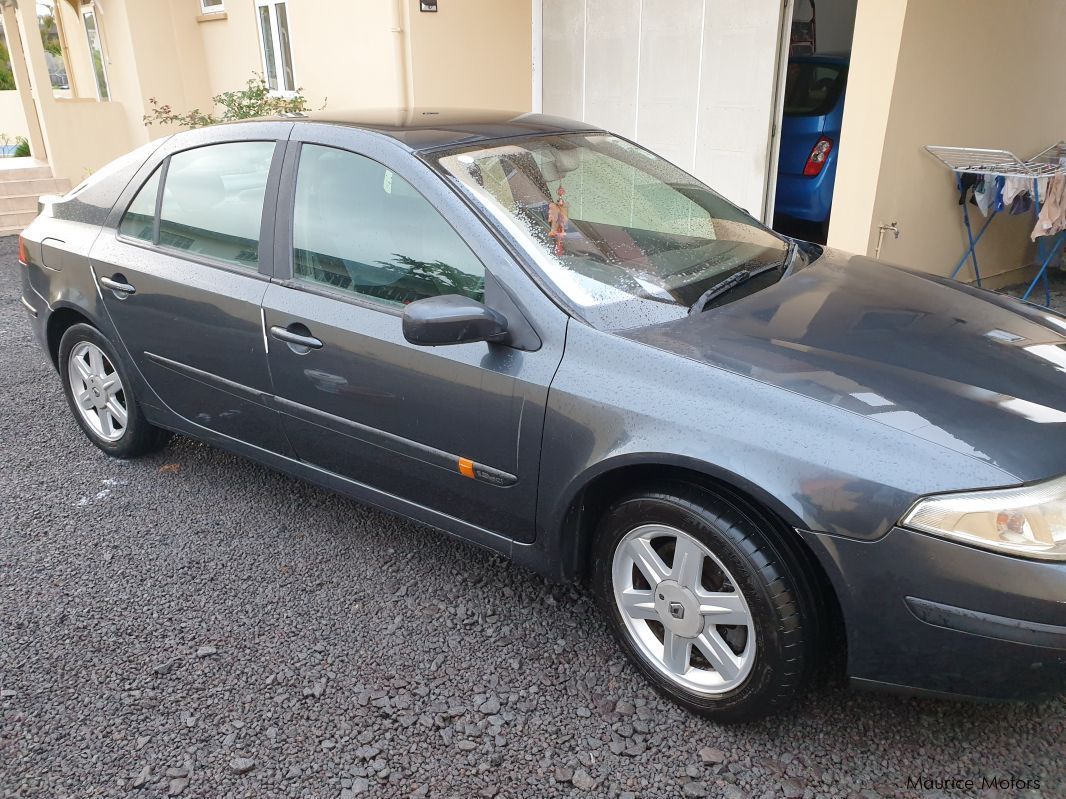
[458,457,476,479]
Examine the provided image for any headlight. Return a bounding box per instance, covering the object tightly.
[901,475,1066,561]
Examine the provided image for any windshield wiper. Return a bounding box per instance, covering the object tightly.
[688,260,784,315]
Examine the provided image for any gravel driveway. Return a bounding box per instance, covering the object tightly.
[1,235,1063,799]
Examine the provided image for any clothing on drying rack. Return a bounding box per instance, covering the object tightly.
[1002,175,1029,205]
[1032,173,1066,240]
[1009,192,1033,215]
[1002,175,1035,214]
[973,175,1003,217]
[957,172,981,205]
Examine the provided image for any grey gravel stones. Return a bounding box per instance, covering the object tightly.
[228,757,255,775]
[0,237,1062,799]
[131,765,151,788]
[699,746,727,764]
[195,644,218,658]
[571,769,597,790]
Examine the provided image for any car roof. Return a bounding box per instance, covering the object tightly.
[234,108,603,152]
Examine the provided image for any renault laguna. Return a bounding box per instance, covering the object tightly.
[18,111,1066,721]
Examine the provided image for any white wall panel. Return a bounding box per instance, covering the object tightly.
[635,0,704,170]
[542,0,586,121]
[583,0,640,138]
[540,0,784,218]
[695,0,783,214]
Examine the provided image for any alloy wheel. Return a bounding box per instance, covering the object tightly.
[612,523,756,695]
[67,341,128,442]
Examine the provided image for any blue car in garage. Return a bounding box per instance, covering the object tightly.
[774,54,849,239]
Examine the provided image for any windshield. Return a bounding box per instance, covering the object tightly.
[435,133,789,330]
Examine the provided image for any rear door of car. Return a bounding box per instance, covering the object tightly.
[261,126,568,542]
[90,122,294,454]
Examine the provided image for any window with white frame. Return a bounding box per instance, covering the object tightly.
[200,0,224,13]
[255,0,295,94]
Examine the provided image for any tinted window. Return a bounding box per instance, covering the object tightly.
[783,62,846,117]
[118,166,161,242]
[293,144,485,307]
[158,141,275,267]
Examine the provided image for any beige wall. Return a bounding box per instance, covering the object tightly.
[12,1,121,180]
[830,0,1066,284]
[18,0,534,183]
[156,0,532,119]
[406,0,532,110]
[0,92,31,143]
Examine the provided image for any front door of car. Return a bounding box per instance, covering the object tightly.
[262,135,567,541]
[90,125,292,454]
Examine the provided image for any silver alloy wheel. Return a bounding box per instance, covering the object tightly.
[612,524,756,695]
[67,341,128,443]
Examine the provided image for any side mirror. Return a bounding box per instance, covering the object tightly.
[402,294,509,347]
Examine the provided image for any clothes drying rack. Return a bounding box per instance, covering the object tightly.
[924,143,1066,306]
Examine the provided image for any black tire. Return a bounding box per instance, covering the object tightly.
[58,323,170,459]
[591,483,818,722]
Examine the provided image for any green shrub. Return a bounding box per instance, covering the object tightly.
[144,74,314,129]
[13,136,28,158]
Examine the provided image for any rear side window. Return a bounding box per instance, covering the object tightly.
[782,62,846,117]
[157,141,276,268]
[118,166,161,242]
[292,144,485,308]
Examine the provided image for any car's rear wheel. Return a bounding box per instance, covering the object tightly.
[592,484,817,722]
[59,323,169,458]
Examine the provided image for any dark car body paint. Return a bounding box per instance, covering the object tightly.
[18,111,1066,703]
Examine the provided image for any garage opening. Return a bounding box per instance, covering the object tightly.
[771,0,858,244]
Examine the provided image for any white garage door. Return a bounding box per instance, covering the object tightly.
[540,0,785,220]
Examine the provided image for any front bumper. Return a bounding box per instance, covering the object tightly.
[803,525,1066,701]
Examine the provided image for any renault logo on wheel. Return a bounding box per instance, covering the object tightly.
[668,602,685,620]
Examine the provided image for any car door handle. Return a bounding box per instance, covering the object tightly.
[269,325,323,350]
[99,275,136,295]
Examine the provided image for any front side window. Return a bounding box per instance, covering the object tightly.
[118,166,161,242]
[157,141,275,267]
[200,0,225,13]
[436,133,788,330]
[292,144,485,308]
[255,0,295,93]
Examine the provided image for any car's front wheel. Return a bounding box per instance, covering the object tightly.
[59,323,169,459]
[592,484,817,722]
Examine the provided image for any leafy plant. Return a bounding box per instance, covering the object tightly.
[14,136,29,158]
[0,36,16,91]
[144,74,315,129]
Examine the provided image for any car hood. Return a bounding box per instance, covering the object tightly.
[621,249,1066,482]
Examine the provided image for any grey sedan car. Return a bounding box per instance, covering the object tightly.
[18,111,1066,721]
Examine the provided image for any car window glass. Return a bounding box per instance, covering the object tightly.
[783,62,846,117]
[118,166,162,242]
[437,133,786,330]
[158,141,275,267]
[292,144,485,308]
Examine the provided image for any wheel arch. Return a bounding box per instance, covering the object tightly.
[552,455,805,576]
[550,454,845,658]
[45,304,96,370]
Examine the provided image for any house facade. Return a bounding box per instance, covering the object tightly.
[1,0,1065,285]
